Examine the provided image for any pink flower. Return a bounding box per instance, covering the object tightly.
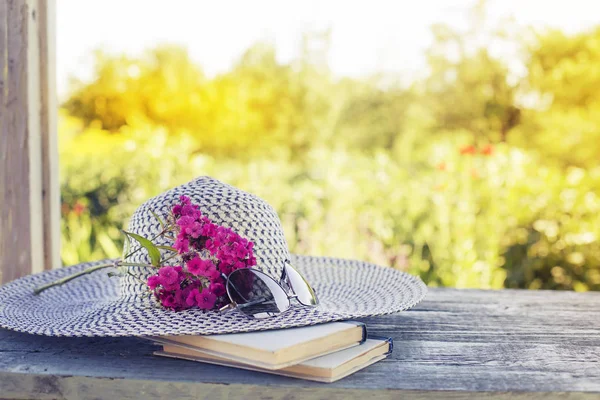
[181,205,201,218]
[148,195,257,312]
[186,290,197,307]
[195,288,217,310]
[219,262,233,275]
[185,257,220,280]
[147,275,160,290]
[158,266,179,285]
[223,244,236,258]
[179,195,191,205]
[208,236,223,251]
[210,282,226,297]
[185,222,202,238]
[234,243,248,258]
[186,256,204,276]
[173,205,182,214]
[162,280,180,292]
[205,267,221,281]
[201,222,216,237]
[174,266,186,280]
[177,216,195,228]
[174,287,193,310]
[174,237,189,254]
[202,260,220,280]
[160,293,177,309]
[234,260,246,270]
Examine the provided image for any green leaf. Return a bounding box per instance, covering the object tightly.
[150,210,165,231]
[156,245,177,253]
[122,230,162,267]
[122,234,131,261]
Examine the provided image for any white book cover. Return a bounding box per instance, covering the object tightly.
[149,321,367,369]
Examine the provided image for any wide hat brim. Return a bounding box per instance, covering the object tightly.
[0,255,427,337]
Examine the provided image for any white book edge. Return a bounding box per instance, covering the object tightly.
[155,351,386,383]
[152,336,363,370]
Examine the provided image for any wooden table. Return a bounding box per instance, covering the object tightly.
[1,288,599,399]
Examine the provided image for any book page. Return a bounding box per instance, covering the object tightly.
[207,321,359,352]
[302,339,386,368]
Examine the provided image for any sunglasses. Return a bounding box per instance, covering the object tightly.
[218,260,319,319]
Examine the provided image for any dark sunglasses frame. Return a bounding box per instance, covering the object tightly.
[218,260,319,318]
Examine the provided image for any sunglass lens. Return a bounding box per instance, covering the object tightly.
[283,261,319,306]
[226,269,290,319]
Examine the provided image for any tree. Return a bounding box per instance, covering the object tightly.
[423,19,521,143]
[64,47,208,132]
[515,27,600,167]
[333,85,415,151]
[62,44,338,159]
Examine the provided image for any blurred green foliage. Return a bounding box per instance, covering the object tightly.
[59,13,600,291]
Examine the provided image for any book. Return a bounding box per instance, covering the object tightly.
[155,336,393,383]
[149,321,367,370]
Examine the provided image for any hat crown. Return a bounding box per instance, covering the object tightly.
[120,176,290,299]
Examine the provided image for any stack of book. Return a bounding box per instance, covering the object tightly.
[150,322,392,383]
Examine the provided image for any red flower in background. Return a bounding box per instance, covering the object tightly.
[73,202,87,216]
[481,144,494,156]
[436,162,447,171]
[459,145,477,155]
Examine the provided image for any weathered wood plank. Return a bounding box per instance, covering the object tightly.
[37,0,60,273]
[1,373,599,400]
[0,0,6,123]
[1,0,35,284]
[0,0,59,284]
[0,1,7,281]
[0,288,598,399]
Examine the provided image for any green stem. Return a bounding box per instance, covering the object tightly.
[34,263,115,295]
[33,262,158,295]
[120,262,158,268]
[126,270,149,285]
[160,253,178,264]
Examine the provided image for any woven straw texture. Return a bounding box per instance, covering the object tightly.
[0,177,427,336]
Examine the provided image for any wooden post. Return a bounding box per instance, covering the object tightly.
[0,0,60,284]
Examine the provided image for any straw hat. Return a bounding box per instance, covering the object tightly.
[0,177,426,336]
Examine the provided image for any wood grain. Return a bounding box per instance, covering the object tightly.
[0,0,35,284]
[0,288,598,399]
[0,0,59,284]
[0,0,6,122]
[0,0,7,282]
